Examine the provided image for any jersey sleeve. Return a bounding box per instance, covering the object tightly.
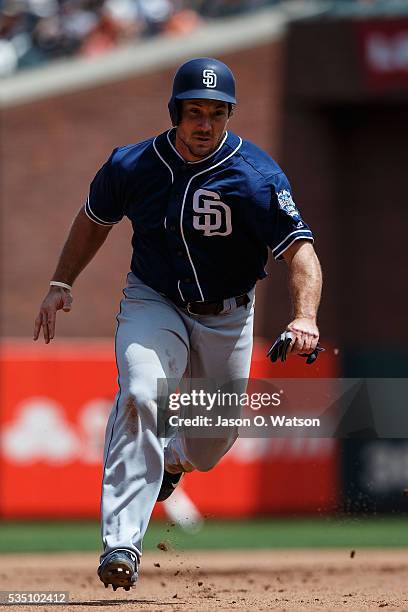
[84,148,126,226]
[266,172,314,260]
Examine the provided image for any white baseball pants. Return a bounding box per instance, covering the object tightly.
[100,273,254,562]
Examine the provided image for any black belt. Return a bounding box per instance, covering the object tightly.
[180,293,250,316]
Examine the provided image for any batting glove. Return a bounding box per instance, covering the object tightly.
[267,331,325,365]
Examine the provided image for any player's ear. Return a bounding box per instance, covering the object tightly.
[228,104,235,118]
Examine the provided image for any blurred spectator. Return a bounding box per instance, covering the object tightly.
[0,0,387,77]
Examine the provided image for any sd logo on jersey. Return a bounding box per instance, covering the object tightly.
[192,189,232,237]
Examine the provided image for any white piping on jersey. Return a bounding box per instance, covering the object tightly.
[179,137,243,302]
[177,280,186,302]
[272,229,313,258]
[167,129,228,165]
[153,136,174,184]
[274,233,314,259]
[85,196,118,226]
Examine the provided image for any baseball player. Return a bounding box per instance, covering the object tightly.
[33,57,322,591]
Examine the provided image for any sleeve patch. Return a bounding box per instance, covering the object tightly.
[277,190,302,223]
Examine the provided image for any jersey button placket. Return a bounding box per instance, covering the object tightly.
[169,174,199,301]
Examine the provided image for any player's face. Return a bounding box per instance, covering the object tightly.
[175,99,230,162]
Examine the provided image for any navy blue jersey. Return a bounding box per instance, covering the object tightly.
[85,130,313,303]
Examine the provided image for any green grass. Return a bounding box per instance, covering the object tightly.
[0,517,407,553]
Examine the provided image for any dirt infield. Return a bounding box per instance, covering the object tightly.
[0,549,407,611]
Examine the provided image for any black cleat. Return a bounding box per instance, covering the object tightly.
[98,549,138,591]
[157,470,184,502]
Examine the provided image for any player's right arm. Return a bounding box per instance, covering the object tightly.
[33,206,113,344]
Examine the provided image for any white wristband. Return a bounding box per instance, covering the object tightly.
[50,281,72,291]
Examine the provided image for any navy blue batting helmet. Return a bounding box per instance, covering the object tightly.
[168,57,236,126]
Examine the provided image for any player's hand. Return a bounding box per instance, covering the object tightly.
[286,317,319,356]
[33,287,73,344]
[267,318,324,365]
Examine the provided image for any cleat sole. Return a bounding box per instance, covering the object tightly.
[98,555,138,591]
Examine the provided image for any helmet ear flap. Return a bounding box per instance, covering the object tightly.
[168,99,183,126]
[168,98,178,126]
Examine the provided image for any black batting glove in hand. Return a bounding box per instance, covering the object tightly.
[267,331,325,365]
[267,332,293,363]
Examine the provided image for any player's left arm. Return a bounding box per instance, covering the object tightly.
[282,240,322,355]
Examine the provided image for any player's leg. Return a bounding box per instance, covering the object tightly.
[164,290,255,473]
[100,276,189,571]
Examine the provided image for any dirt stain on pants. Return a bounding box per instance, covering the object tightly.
[125,396,139,436]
